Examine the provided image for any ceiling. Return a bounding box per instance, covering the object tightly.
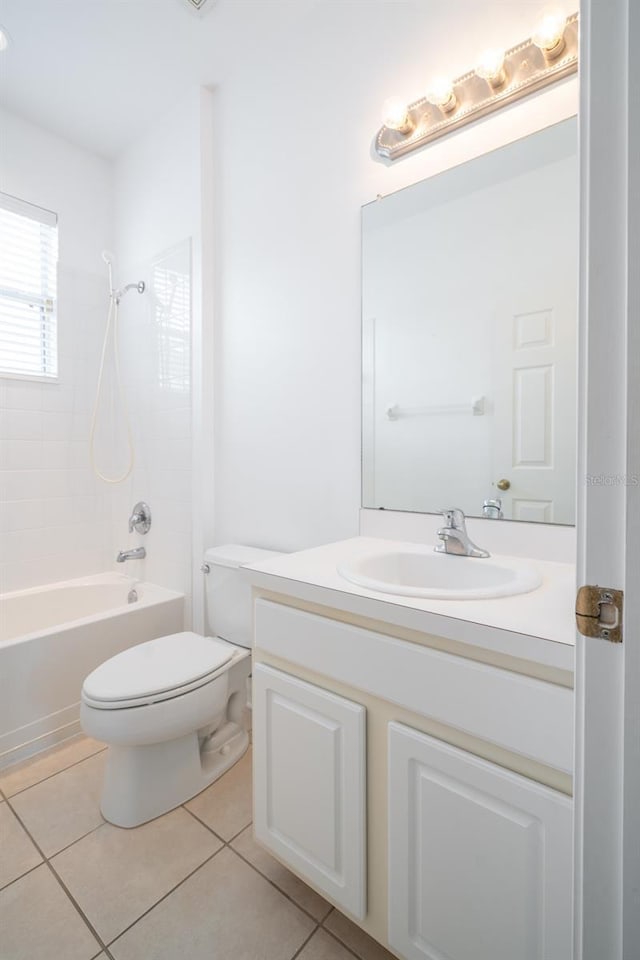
[0,0,281,158]
[0,0,571,161]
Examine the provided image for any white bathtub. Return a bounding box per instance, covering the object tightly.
[0,573,184,769]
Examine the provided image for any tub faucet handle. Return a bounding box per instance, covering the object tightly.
[128,501,151,535]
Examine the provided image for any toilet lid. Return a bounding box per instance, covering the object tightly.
[82,632,234,704]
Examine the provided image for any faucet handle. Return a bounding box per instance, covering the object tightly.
[439,507,466,529]
[128,501,151,535]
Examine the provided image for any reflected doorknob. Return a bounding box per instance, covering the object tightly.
[496,478,511,491]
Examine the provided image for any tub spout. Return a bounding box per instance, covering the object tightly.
[116,547,146,563]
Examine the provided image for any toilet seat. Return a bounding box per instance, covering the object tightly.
[82,632,236,710]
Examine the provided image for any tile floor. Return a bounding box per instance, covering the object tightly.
[0,735,396,960]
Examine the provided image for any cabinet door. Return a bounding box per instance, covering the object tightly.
[253,663,366,919]
[388,722,572,960]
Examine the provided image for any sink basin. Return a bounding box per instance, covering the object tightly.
[337,549,542,600]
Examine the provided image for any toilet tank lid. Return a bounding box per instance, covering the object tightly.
[203,544,283,569]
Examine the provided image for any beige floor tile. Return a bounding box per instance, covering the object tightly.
[324,910,398,960]
[185,746,252,840]
[231,825,331,921]
[0,801,43,888]
[51,806,223,944]
[0,864,100,960]
[10,751,106,857]
[298,928,356,960]
[0,735,105,798]
[110,847,315,960]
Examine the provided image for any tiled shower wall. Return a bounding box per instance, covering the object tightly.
[0,108,115,593]
[2,98,201,613]
[0,268,113,591]
[108,242,193,623]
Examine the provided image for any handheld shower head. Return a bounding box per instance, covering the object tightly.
[102,250,115,266]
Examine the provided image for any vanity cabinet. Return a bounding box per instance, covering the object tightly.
[252,595,574,960]
[252,663,367,919]
[387,721,573,960]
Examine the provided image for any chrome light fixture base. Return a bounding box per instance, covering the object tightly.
[375,13,578,163]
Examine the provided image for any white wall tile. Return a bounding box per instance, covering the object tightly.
[0,410,43,441]
[0,500,46,533]
[0,440,44,470]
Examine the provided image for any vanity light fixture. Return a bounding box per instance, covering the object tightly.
[475,49,507,88]
[532,8,568,60]
[381,97,415,134]
[375,11,577,162]
[426,77,457,113]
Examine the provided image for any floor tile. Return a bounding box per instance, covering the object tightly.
[185,746,252,840]
[0,801,43,888]
[231,825,331,921]
[298,928,356,960]
[324,910,397,960]
[10,751,106,857]
[0,734,105,797]
[0,863,100,960]
[110,846,316,960]
[51,806,223,944]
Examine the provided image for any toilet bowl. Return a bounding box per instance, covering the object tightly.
[80,544,280,828]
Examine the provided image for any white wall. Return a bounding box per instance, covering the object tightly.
[0,107,114,591]
[209,2,578,554]
[113,89,210,625]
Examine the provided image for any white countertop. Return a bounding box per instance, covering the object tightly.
[244,537,576,672]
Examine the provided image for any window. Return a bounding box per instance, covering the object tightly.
[0,192,58,380]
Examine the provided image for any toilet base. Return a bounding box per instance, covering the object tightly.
[100,723,249,828]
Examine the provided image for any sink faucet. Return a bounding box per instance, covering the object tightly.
[116,547,146,563]
[435,508,490,558]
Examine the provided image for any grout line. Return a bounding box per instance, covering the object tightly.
[227,842,332,925]
[320,926,374,960]
[289,922,321,959]
[0,859,45,894]
[0,743,108,799]
[5,791,106,863]
[4,799,50,862]
[105,844,226,948]
[48,819,106,859]
[179,803,228,844]
[4,790,110,954]
[44,859,111,957]
[226,819,255,845]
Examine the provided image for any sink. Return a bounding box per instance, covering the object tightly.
[337,548,542,600]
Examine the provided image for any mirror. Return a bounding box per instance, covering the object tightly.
[362,118,578,525]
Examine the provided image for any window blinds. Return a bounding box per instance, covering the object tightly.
[0,192,58,379]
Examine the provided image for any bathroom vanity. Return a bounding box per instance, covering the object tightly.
[246,539,575,960]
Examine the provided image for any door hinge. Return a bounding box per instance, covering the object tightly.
[575,585,623,643]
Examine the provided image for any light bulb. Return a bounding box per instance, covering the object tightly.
[426,77,457,113]
[0,26,10,52]
[532,9,567,59]
[381,97,414,134]
[476,49,506,87]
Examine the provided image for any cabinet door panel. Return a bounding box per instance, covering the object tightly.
[388,722,572,960]
[253,663,366,919]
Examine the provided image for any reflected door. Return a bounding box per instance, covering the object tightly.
[491,280,576,524]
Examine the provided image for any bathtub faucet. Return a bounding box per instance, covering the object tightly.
[116,547,146,563]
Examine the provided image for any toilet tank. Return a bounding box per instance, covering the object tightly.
[203,545,282,648]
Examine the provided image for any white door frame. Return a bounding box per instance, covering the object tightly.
[575,1,640,957]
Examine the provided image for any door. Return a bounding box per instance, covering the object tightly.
[388,722,573,960]
[490,180,578,525]
[575,1,640,959]
[252,663,367,919]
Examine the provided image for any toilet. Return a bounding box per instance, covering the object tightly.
[80,544,280,828]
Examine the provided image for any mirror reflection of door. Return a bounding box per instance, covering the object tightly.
[490,164,578,524]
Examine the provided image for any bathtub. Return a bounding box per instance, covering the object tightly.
[0,573,184,769]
